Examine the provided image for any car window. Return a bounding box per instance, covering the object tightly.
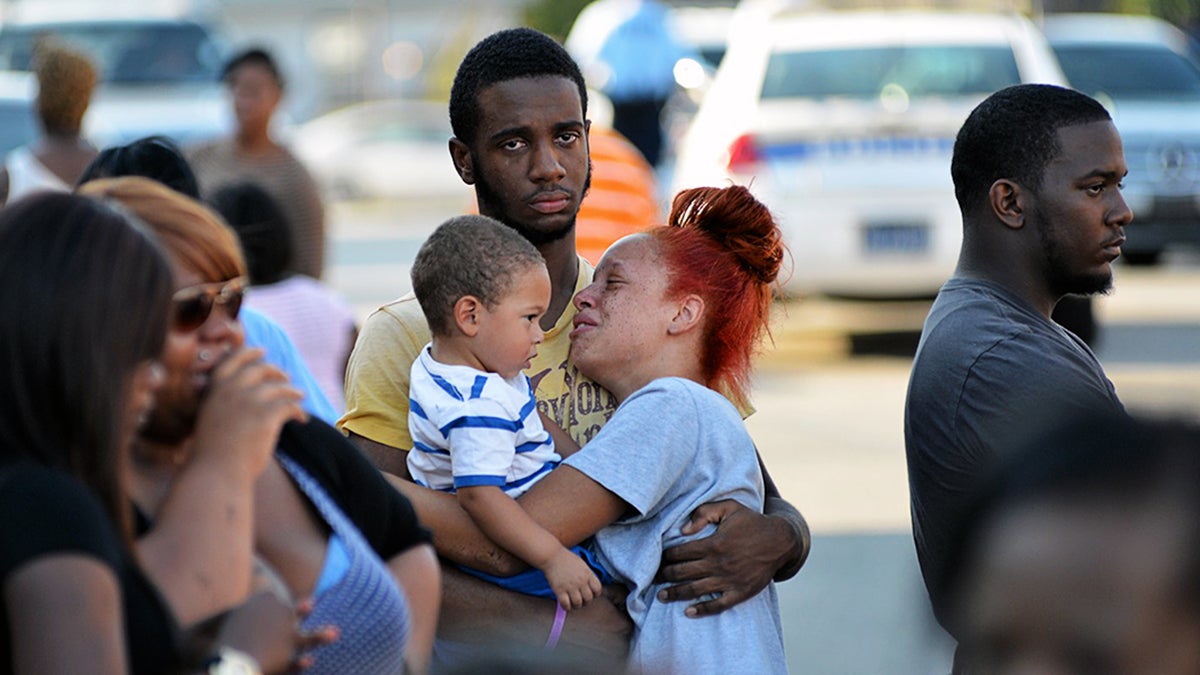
[0,101,37,156]
[0,22,221,84]
[761,45,1020,100]
[1051,44,1200,100]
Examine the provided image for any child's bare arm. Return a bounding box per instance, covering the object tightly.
[457,485,601,609]
[539,411,581,457]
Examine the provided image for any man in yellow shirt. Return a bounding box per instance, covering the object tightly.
[339,27,809,656]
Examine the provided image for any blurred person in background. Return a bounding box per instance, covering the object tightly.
[80,135,201,198]
[566,0,692,167]
[573,89,661,265]
[79,134,339,425]
[189,47,327,280]
[211,180,358,414]
[79,176,440,675]
[905,84,1129,636]
[0,192,324,674]
[0,192,179,674]
[942,413,1200,674]
[340,26,808,661]
[0,39,98,204]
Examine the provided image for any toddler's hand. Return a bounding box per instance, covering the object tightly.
[544,548,602,610]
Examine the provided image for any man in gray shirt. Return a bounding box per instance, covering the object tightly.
[905,84,1130,626]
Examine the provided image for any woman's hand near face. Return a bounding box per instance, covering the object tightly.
[191,347,307,478]
[139,348,306,626]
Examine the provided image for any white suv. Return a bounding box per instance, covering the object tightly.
[671,8,1066,298]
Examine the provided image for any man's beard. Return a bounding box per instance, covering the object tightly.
[473,156,593,246]
[1037,208,1113,299]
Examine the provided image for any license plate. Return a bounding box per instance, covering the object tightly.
[863,223,929,254]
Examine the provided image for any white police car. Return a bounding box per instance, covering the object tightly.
[670,7,1067,298]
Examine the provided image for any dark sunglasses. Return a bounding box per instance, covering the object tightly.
[171,277,247,332]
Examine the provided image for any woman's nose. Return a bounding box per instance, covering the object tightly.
[573,284,597,309]
[198,308,239,346]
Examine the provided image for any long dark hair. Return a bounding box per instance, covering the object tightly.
[0,192,174,540]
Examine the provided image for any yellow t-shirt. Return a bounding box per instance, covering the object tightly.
[338,258,619,454]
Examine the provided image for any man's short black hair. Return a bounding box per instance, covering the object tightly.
[222,46,284,89]
[449,27,587,145]
[951,84,1111,214]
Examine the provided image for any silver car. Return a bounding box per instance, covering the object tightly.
[291,99,467,203]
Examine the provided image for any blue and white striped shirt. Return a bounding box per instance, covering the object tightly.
[406,345,560,497]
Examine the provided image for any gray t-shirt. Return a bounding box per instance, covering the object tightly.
[565,377,787,675]
[905,277,1124,617]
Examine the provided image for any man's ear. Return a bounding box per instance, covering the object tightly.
[667,295,705,336]
[453,296,482,337]
[449,138,474,185]
[988,179,1026,230]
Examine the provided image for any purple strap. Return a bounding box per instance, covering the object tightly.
[544,604,567,650]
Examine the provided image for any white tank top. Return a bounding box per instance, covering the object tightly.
[5,146,69,202]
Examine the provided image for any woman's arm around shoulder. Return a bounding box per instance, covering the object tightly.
[386,462,627,577]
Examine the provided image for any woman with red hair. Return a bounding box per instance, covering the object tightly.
[396,185,788,674]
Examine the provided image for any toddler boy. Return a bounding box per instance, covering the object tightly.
[407,215,605,610]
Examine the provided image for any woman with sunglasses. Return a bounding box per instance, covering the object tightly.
[0,191,321,675]
[77,176,441,675]
[77,135,340,426]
